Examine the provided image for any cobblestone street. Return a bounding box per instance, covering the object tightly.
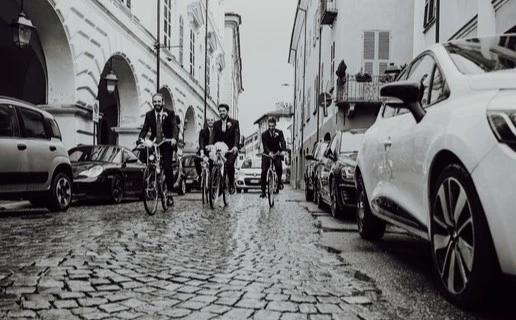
[0,187,395,319]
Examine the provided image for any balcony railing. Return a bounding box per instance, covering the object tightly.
[336,75,392,104]
[320,0,338,25]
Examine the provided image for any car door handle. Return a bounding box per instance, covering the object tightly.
[17,143,27,151]
[49,145,56,151]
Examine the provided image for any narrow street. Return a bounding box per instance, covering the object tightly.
[0,187,395,320]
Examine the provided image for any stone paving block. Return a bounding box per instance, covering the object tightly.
[98,302,129,313]
[13,276,39,286]
[356,311,390,320]
[214,296,240,307]
[158,308,192,318]
[200,304,231,315]
[91,278,111,286]
[299,303,318,314]
[236,298,267,310]
[177,285,202,294]
[133,286,157,294]
[67,281,95,292]
[5,286,36,296]
[71,306,98,315]
[332,314,361,320]
[316,303,344,314]
[222,307,254,319]
[58,292,85,300]
[121,298,146,309]
[266,293,290,301]
[105,293,132,303]
[342,297,372,305]
[120,281,143,289]
[267,301,299,312]
[38,309,79,320]
[22,297,52,310]
[164,283,182,291]
[176,299,211,310]
[53,299,79,309]
[197,289,220,296]
[95,285,120,291]
[81,311,111,320]
[252,310,282,320]
[170,276,190,283]
[282,313,309,320]
[78,297,109,307]
[116,311,146,319]
[8,309,38,318]
[182,311,217,320]
[308,315,332,320]
[150,298,181,308]
[291,295,317,303]
[38,279,64,289]
[191,295,218,304]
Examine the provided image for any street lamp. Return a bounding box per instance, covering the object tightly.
[104,59,118,95]
[11,0,35,49]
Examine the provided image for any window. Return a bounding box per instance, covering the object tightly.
[363,30,390,75]
[163,0,172,48]
[406,54,435,108]
[190,30,196,77]
[45,118,62,140]
[429,66,447,105]
[0,105,18,137]
[179,16,184,66]
[19,108,47,139]
[424,0,436,28]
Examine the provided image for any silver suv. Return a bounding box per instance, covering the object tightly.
[0,97,72,212]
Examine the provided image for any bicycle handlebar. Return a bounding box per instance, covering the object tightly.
[256,152,281,159]
[135,138,176,149]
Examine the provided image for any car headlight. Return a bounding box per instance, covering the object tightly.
[487,110,516,148]
[79,165,104,178]
[149,154,156,162]
[341,166,355,180]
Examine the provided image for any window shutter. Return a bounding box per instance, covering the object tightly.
[363,31,375,60]
[364,62,374,75]
[379,62,388,75]
[378,32,390,60]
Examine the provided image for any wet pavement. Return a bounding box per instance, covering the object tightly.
[0,187,396,319]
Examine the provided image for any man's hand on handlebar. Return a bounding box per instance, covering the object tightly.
[231,147,238,154]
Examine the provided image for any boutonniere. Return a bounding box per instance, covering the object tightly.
[227,122,232,129]
[274,131,279,138]
[162,112,169,119]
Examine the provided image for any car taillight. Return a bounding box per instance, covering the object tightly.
[487,111,516,148]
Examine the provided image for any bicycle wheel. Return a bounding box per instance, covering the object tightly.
[160,171,169,212]
[143,167,158,215]
[222,171,229,207]
[267,170,275,207]
[209,168,221,209]
[201,170,207,206]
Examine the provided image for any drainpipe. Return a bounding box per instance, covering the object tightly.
[435,0,440,43]
[316,24,322,142]
[300,6,307,189]
[292,48,298,188]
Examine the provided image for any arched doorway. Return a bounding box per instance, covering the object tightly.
[96,54,139,146]
[159,86,174,112]
[184,106,197,150]
[0,0,75,104]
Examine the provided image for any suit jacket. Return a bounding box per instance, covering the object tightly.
[262,129,286,154]
[213,118,240,149]
[139,109,179,141]
[198,126,215,152]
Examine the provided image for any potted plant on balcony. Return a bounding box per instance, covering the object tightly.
[355,68,372,83]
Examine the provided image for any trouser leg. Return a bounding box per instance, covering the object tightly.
[260,157,268,192]
[160,144,174,191]
[225,152,237,185]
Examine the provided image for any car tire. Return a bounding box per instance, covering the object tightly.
[236,188,242,193]
[305,180,313,201]
[47,172,72,212]
[430,163,498,309]
[312,179,318,204]
[330,178,340,218]
[110,174,124,204]
[243,189,248,193]
[356,175,385,240]
[178,177,186,195]
[317,184,325,210]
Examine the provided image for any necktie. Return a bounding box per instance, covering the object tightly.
[208,128,214,145]
[156,114,163,142]
[222,121,226,133]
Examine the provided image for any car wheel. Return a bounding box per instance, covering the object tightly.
[313,179,318,204]
[47,172,72,212]
[243,189,248,193]
[237,188,242,193]
[317,184,325,209]
[330,178,340,218]
[356,175,385,240]
[430,164,498,308]
[110,174,124,204]
[178,177,186,195]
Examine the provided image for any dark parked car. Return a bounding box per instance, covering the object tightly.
[182,154,199,192]
[132,147,186,195]
[316,129,366,217]
[304,140,329,201]
[69,145,144,203]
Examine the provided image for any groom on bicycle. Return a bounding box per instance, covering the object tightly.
[137,93,179,206]
[260,117,286,198]
[194,116,216,180]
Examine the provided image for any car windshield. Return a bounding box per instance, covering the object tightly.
[340,132,364,153]
[241,158,261,169]
[69,146,123,164]
[444,35,516,74]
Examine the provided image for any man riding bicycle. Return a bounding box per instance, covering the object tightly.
[137,93,179,206]
[213,104,240,194]
[260,117,286,198]
[194,116,216,181]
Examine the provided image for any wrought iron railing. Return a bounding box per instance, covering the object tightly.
[320,0,338,24]
[336,75,392,103]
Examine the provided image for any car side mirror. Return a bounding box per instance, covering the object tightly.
[380,81,426,123]
[305,154,315,161]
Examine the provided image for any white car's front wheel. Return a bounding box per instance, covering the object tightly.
[430,163,498,309]
[356,175,385,240]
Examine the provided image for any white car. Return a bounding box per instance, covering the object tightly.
[355,34,516,308]
[236,157,287,193]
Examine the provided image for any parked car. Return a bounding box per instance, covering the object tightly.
[304,140,329,202]
[182,154,199,192]
[316,129,365,217]
[0,97,72,212]
[235,157,261,193]
[69,145,145,203]
[355,34,516,308]
[132,146,186,195]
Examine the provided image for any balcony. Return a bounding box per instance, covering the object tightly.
[320,0,338,25]
[336,75,391,105]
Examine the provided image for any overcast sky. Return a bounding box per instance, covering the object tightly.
[225,0,298,137]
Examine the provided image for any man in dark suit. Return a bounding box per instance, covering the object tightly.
[138,93,179,206]
[260,117,286,198]
[213,103,240,194]
[194,116,216,179]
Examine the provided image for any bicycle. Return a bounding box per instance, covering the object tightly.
[194,153,211,207]
[209,143,232,209]
[135,138,175,215]
[257,152,282,208]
